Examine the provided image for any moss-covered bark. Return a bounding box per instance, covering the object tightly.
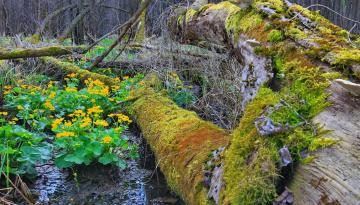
[0,46,85,60]
[130,89,229,204]
[39,57,116,85]
[169,0,360,204]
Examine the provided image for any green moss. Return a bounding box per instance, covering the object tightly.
[301,155,315,164]
[254,0,285,13]
[130,89,229,204]
[40,57,118,86]
[309,137,337,151]
[285,26,307,40]
[207,1,240,11]
[268,29,284,43]
[221,87,279,205]
[222,50,338,204]
[328,49,360,65]
[135,3,147,43]
[185,8,198,22]
[237,11,263,33]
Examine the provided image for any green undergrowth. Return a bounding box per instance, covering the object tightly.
[0,70,144,186]
[268,29,284,43]
[222,50,339,204]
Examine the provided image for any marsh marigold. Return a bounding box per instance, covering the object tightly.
[102,136,112,143]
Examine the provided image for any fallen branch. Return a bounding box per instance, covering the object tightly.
[0,46,85,60]
[90,0,153,69]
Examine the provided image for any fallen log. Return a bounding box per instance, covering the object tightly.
[0,46,85,60]
[130,88,229,204]
[39,57,116,85]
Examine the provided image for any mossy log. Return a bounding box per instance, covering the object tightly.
[168,0,360,204]
[0,46,85,60]
[39,57,116,85]
[130,89,229,204]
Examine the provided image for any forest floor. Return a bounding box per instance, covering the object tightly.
[0,36,186,205]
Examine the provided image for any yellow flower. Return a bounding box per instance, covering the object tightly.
[123,76,129,80]
[17,105,24,110]
[4,85,12,90]
[80,117,92,128]
[56,131,75,138]
[67,73,77,78]
[111,85,120,91]
[52,118,64,130]
[102,136,112,144]
[94,79,105,87]
[49,92,56,99]
[64,121,72,127]
[0,112,8,116]
[12,117,19,121]
[94,120,109,127]
[69,110,86,117]
[44,100,55,111]
[118,114,132,123]
[87,106,103,114]
[109,113,132,123]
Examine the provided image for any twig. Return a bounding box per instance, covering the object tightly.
[90,0,153,69]
[1,172,34,205]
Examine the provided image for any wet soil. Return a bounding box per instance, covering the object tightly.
[20,130,183,205]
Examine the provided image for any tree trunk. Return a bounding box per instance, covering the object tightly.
[59,0,104,41]
[36,4,77,36]
[165,1,360,204]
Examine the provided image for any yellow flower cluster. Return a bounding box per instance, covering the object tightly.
[52,118,64,130]
[47,81,57,88]
[9,117,19,125]
[17,105,24,110]
[69,110,86,118]
[94,120,109,127]
[56,131,75,138]
[3,85,12,95]
[108,113,132,123]
[44,100,55,111]
[67,73,77,78]
[0,112,8,116]
[102,136,112,144]
[87,106,103,114]
[80,117,92,128]
[49,92,56,99]
[85,78,109,96]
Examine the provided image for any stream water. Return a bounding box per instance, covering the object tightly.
[20,130,183,205]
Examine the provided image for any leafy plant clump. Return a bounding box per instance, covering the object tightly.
[1,73,144,179]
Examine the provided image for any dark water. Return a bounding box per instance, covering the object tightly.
[25,131,183,205]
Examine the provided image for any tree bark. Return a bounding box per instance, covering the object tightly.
[58,0,104,41]
[36,4,77,36]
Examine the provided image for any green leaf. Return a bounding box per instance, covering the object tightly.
[55,155,74,169]
[87,141,103,156]
[98,153,118,165]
